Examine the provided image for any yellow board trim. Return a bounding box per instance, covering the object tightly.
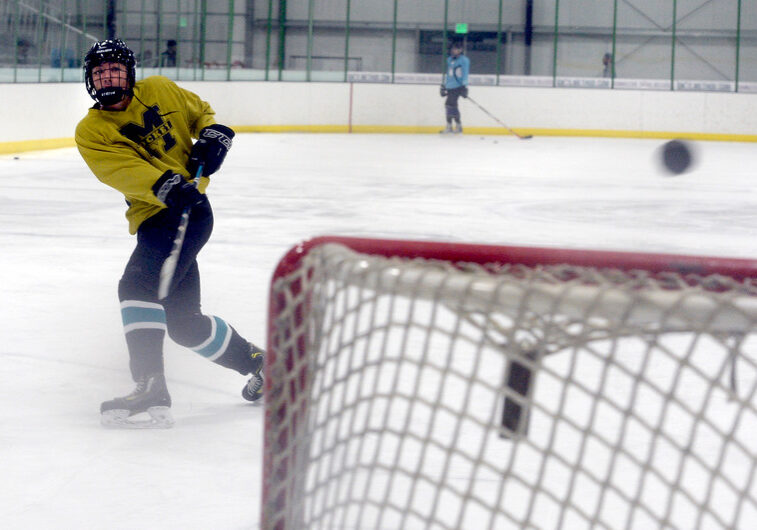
[3,127,757,154]
[0,137,76,155]
[231,125,757,142]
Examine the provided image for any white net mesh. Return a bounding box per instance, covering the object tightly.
[264,242,757,530]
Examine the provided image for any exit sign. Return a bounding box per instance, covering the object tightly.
[455,23,468,34]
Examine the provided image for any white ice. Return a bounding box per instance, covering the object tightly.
[1,133,756,529]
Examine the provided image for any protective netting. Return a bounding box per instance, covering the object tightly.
[264,243,757,530]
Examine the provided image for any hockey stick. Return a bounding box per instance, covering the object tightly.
[157,164,203,300]
[466,96,533,140]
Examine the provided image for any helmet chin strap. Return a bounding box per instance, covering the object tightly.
[96,86,132,107]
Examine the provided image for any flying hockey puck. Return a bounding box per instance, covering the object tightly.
[661,140,693,175]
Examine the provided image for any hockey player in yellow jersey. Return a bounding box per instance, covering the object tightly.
[77,70,214,234]
[75,39,263,428]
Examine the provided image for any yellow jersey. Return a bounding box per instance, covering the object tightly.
[75,75,217,234]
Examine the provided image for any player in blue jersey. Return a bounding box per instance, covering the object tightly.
[439,40,470,134]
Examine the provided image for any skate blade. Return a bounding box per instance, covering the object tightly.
[246,395,265,406]
[101,406,175,429]
[242,390,265,405]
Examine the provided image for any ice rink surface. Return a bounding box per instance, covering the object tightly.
[1,133,756,529]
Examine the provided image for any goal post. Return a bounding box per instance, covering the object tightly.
[262,235,757,530]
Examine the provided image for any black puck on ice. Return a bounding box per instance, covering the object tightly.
[661,139,693,175]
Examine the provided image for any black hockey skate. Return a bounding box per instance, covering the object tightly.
[101,373,174,429]
[242,343,265,403]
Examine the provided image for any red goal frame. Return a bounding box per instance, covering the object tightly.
[262,235,757,530]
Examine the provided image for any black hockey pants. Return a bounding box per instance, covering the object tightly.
[445,86,465,124]
[117,198,251,380]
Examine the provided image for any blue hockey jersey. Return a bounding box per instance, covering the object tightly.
[444,54,470,89]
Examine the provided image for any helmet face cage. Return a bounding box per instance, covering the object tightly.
[84,39,136,104]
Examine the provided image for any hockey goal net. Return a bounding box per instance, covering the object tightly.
[262,236,757,530]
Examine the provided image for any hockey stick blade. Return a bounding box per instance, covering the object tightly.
[467,96,533,140]
[157,164,204,300]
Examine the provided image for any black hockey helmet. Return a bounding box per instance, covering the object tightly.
[449,39,464,53]
[84,38,136,106]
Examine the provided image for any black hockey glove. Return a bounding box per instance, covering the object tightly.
[461,86,469,98]
[152,171,205,209]
[187,124,235,178]
[439,85,447,97]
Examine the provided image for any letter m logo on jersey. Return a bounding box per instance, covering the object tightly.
[120,105,176,158]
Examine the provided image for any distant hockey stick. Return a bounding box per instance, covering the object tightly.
[157,164,203,300]
[466,96,533,140]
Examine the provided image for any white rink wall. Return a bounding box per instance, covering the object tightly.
[2,81,757,145]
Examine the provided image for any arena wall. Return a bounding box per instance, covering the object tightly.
[2,81,756,153]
